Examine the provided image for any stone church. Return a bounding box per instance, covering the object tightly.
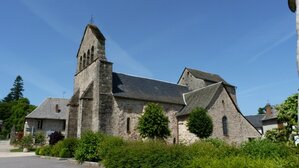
[66,24,261,144]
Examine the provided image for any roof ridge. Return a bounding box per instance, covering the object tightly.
[113,72,187,88]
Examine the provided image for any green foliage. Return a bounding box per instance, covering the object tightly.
[187,107,213,139]
[3,75,24,102]
[38,145,51,156]
[241,139,291,159]
[258,106,266,114]
[277,94,298,138]
[20,135,33,149]
[75,131,104,163]
[265,128,289,143]
[98,135,124,160]
[104,141,190,168]
[50,138,78,158]
[0,98,36,136]
[137,103,170,140]
[35,148,40,155]
[186,156,289,168]
[59,138,78,158]
[49,131,64,145]
[34,132,46,146]
[51,140,64,157]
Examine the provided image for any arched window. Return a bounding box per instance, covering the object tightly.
[87,50,90,65]
[91,46,94,62]
[126,117,130,133]
[79,56,82,71]
[83,53,86,68]
[222,116,228,136]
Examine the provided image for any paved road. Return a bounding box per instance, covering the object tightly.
[0,156,93,168]
[0,140,95,168]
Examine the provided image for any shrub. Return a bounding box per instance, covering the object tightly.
[75,131,104,163]
[21,135,33,149]
[98,135,124,160]
[187,107,213,139]
[137,103,170,140]
[51,138,78,158]
[34,132,46,146]
[35,148,40,155]
[241,139,291,159]
[51,140,64,157]
[38,145,51,156]
[49,131,64,145]
[104,141,190,168]
[186,156,289,168]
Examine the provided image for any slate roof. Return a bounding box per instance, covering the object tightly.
[245,114,264,128]
[186,68,235,87]
[262,108,278,121]
[177,82,223,116]
[112,72,189,105]
[26,98,69,120]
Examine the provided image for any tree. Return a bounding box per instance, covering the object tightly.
[187,107,213,139]
[277,94,298,139]
[3,75,24,102]
[258,106,266,114]
[1,98,36,136]
[137,103,170,140]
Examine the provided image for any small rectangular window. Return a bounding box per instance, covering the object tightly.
[126,117,130,134]
[37,120,43,130]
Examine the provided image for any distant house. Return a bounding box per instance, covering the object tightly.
[245,104,283,136]
[24,98,69,136]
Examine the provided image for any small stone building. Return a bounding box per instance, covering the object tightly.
[66,24,261,144]
[25,98,68,136]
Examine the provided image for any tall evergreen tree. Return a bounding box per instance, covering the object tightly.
[3,75,24,102]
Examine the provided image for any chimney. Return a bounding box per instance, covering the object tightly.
[265,104,272,116]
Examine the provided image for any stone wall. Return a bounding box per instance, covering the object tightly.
[178,87,261,144]
[110,97,183,143]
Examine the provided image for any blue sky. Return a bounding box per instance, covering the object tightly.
[0,0,298,116]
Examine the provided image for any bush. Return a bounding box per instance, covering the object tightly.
[241,139,291,159]
[75,131,104,163]
[21,135,33,149]
[35,148,40,155]
[98,135,124,160]
[38,145,51,156]
[51,140,64,157]
[187,107,213,139]
[186,156,289,168]
[49,131,64,145]
[51,138,78,158]
[34,132,46,146]
[104,141,190,168]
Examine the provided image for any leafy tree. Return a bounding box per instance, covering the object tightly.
[265,128,288,143]
[1,98,36,136]
[277,94,298,140]
[137,103,170,140]
[187,107,213,139]
[258,106,266,114]
[3,75,24,102]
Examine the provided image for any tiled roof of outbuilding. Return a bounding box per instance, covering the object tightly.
[26,98,68,120]
[177,82,223,116]
[186,68,235,87]
[112,72,189,105]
